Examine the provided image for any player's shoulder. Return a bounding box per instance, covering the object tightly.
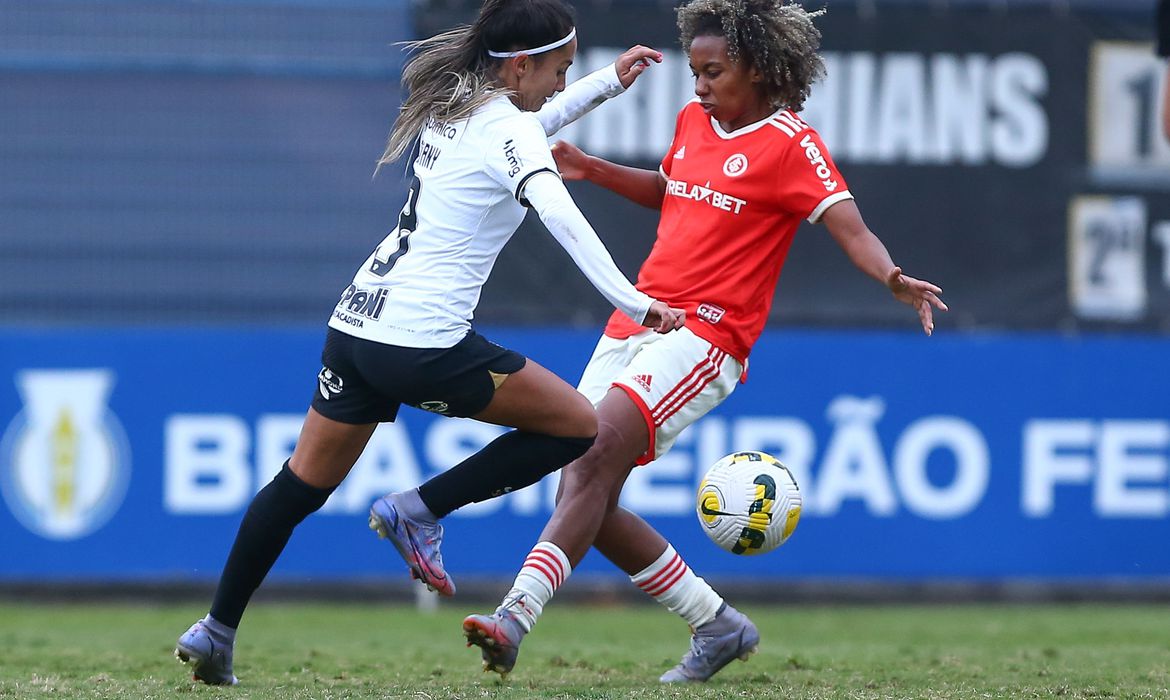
[677,97,705,120]
[763,109,825,145]
[474,97,544,135]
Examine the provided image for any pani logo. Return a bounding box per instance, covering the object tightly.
[0,370,131,540]
[722,153,748,177]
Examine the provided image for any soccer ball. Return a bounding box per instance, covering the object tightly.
[696,451,802,555]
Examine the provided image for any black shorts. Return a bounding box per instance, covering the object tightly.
[310,328,527,424]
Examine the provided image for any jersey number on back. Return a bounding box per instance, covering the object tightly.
[369,175,421,277]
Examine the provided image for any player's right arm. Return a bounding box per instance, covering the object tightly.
[551,139,666,210]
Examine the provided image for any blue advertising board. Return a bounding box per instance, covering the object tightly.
[0,327,1167,582]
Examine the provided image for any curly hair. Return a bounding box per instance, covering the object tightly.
[677,0,826,112]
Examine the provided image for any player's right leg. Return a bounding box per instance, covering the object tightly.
[466,328,743,676]
[463,387,646,675]
[176,408,376,684]
[178,329,384,684]
[565,327,756,682]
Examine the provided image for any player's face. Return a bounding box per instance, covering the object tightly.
[689,34,771,131]
[515,39,576,111]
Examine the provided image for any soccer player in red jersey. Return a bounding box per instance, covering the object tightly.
[458,0,947,681]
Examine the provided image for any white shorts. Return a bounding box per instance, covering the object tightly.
[577,327,743,464]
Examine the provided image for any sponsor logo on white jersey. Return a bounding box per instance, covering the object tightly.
[665,179,747,214]
[503,139,523,178]
[1,369,131,540]
[333,284,388,329]
[799,134,839,192]
[722,153,748,177]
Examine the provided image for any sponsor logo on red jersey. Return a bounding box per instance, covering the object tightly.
[799,134,839,192]
[697,303,726,324]
[665,179,747,214]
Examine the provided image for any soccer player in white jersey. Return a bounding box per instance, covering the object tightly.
[377,0,948,683]
[174,0,684,685]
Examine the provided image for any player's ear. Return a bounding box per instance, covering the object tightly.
[512,53,532,77]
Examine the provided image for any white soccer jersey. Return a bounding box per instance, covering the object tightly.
[330,65,650,348]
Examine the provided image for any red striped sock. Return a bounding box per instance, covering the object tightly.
[501,541,570,632]
[630,544,722,628]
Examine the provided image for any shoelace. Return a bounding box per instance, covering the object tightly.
[680,629,721,669]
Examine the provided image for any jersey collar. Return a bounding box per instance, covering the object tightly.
[708,105,788,140]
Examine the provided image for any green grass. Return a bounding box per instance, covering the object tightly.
[0,602,1168,699]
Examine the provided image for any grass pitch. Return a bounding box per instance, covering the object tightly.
[0,601,1167,699]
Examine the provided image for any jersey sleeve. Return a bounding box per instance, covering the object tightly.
[659,103,692,179]
[484,113,560,201]
[774,127,854,223]
[536,63,625,136]
[522,172,654,324]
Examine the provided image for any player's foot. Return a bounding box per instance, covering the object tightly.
[368,492,455,596]
[462,607,528,678]
[659,603,759,683]
[175,619,238,685]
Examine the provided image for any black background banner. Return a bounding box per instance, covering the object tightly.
[413,2,1170,332]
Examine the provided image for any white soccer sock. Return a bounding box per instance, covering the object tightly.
[500,541,571,632]
[630,544,723,629]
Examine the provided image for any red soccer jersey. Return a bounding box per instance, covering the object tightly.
[604,100,854,363]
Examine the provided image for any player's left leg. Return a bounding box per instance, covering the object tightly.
[370,352,598,596]
[368,330,603,596]
[593,506,759,682]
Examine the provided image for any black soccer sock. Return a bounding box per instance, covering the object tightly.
[418,431,595,518]
[209,461,335,628]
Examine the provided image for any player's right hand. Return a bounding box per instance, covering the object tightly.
[551,140,590,181]
[643,301,685,334]
[614,45,663,88]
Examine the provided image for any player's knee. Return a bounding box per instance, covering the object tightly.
[571,430,628,484]
[562,391,598,438]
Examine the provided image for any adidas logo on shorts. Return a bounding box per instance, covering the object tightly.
[632,374,652,392]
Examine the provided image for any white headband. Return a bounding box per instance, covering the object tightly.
[487,28,576,58]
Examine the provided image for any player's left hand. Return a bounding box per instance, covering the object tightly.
[614,45,663,89]
[886,267,948,336]
[643,300,686,334]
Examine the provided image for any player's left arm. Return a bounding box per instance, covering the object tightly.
[536,45,662,136]
[821,200,948,336]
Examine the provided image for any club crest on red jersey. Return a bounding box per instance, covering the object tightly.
[722,153,748,177]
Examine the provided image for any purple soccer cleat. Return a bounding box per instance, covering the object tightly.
[368,492,455,596]
[659,603,759,683]
[175,619,237,686]
[462,607,528,677]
